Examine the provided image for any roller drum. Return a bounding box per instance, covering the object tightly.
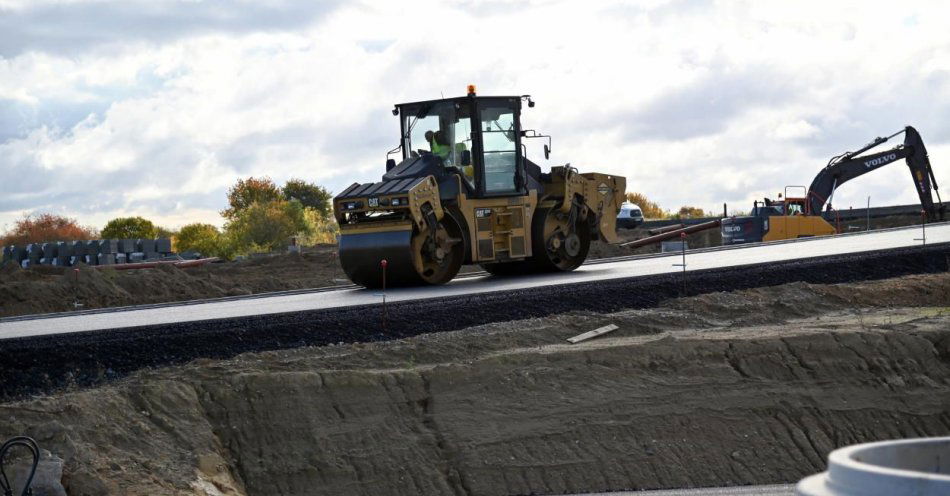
[338,230,423,288]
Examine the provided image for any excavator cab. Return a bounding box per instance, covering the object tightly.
[333,87,626,288]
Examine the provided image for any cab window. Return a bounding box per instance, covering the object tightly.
[478,102,518,194]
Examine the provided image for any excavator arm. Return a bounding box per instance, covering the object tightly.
[806,126,945,221]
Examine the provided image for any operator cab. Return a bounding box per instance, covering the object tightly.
[389,86,539,199]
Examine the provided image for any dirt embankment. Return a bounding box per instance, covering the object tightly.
[0,246,347,317]
[1,273,949,495]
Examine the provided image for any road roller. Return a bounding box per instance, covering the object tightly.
[333,86,626,287]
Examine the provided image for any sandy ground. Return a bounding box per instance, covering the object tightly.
[1,272,948,495]
[0,214,927,318]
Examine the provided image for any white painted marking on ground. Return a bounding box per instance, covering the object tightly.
[568,324,619,343]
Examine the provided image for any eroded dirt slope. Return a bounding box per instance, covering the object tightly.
[1,273,949,495]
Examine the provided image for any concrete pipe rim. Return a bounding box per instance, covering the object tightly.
[797,436,950,496]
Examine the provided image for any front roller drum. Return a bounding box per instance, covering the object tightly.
[339,219,464,288]
[339,229,420,288]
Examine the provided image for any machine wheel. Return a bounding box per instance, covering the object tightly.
[409,210,465,285]
[531,206,590,272]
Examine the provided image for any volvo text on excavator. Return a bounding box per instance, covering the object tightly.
[721,126,945,244]
[333,86,626,287]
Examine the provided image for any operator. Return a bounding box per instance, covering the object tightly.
[425,130,450,160]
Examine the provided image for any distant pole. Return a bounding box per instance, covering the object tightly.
[73,268,80,309]
[866,196,871,231]
[380,259,388,331]
[670,232,688,295]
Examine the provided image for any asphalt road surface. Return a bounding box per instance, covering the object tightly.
[1,222,947,341]
[578,484,795,495]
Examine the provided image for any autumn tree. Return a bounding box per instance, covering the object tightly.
[0,213,98,246]
[101,216,157,239]
[282,178,332,217]
[625,192,668,219]
[674,206,709,219]
[222,177,282,219]
[220,176,337,252]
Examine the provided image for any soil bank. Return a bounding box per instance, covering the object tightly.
[1,273,949,495]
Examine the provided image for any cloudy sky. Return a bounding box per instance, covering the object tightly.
[2,0,949,230]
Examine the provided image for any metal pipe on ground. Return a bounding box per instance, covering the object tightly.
[647,223,685,236]
[621,219,722,250]
[90,257,220,270]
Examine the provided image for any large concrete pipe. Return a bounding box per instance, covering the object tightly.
[797,437,950,495]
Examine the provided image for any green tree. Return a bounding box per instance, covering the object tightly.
[225,199,312,252]
[222,177,282,219]
[175,223,226,257]
[101,216,157,239]
[282,178,333,216]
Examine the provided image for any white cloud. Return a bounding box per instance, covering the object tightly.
[1,0,949,232]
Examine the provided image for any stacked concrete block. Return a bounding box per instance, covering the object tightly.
[155,238,173,254]
[137,238,160,261]
[71,241,87,257]
[26,244,42,265]
[99,239,118,255]
[3,236,180,268]
[116,239,135,254]
[3,246,20,265]
[54,242,72,266]
[70,241,86,265]
[137,239,156,253]
[98,239,118,266]
[39,242,58,264]
[84,240,100,266]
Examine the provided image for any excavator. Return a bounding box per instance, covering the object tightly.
[722,126,945,244]
[333,86,626,287]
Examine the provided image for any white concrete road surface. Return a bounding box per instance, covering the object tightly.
[1,222,948,341]
[578,484,795,495]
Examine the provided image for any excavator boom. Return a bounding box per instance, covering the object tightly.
[806,126,944,221]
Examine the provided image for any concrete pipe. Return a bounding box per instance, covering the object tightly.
[797,437,950,496]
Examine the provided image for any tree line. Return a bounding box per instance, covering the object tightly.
[0,177,338,259]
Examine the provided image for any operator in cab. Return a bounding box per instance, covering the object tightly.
[425,130,450,160]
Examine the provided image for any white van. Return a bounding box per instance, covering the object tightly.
[616,202,644,229]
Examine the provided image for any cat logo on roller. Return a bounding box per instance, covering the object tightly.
[333,87,626,287]
[722,125,945,245]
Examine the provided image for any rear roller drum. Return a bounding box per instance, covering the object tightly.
[532,206,590,272]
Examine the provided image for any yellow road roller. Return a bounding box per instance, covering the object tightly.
[333,86,626,287]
